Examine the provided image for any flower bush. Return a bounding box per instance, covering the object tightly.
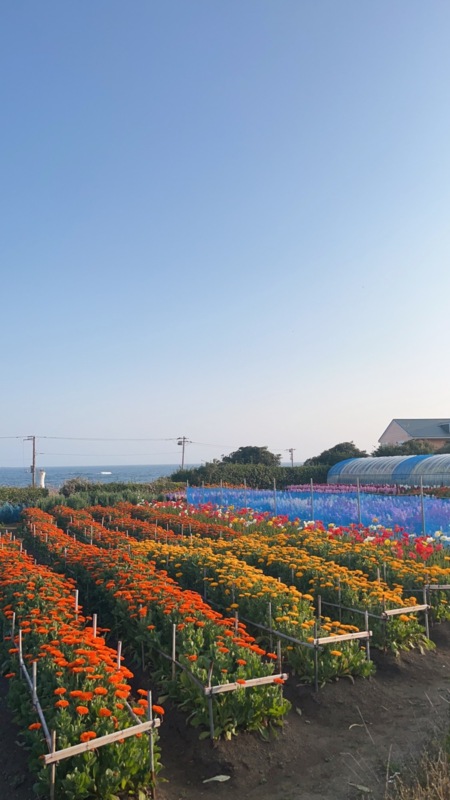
[0,536,161,799]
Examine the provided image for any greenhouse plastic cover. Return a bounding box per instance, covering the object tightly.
[328,454,450,486]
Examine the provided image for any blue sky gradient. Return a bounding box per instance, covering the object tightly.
[1,2,450,467]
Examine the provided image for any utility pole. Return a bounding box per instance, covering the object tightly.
[24,435,36,488]
[177,436,191,469]
[287,447,295,468]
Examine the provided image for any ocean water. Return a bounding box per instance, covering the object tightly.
[0,464,184,490]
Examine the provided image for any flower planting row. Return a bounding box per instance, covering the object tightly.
[113,503,440,652]
[134,502,448,634]
[0,534,161,800]
[88,504,431,655]
[187,486,450,535]
[116,502,239,540]
[22,509,290,740]
[274,522,450,623]
[129,537,375,684]
[52,507,374,685]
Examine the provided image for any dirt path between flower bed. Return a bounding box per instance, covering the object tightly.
[2,624,450,800]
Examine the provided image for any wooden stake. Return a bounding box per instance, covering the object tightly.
[147,690,156,798]
[313,622,319,693]
[171,624,176,681]
[49,730,56,800]
[207,661,215,739]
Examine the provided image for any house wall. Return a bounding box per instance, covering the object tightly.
[379,421,412,445]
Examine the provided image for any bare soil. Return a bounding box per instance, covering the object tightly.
[2,625,450,800]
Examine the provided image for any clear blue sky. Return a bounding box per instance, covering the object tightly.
[1,2,450,467]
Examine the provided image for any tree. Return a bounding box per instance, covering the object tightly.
[60,477,93,497]
[371,440,435,457]
[222,446,281,466]
[304,441,368,467]
[436,442,450,455]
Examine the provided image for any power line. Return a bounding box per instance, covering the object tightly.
[39,436,180,442]
[39,452,185,457]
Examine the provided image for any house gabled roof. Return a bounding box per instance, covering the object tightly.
[385,419,450,440]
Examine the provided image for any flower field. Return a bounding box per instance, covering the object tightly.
[186,485,450,535]
[22,509,290,742]
[3,496,450,797]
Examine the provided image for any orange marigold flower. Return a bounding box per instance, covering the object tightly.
[273,678,285,685]
[93,687,108,696]
[4,672,15,679]
[54,687,67,695]
[76,706,89,715]
[236,679,246,685]
[28,722,42,730]
[55,699,69,708]
[80,731,97,743]
[98,708,112,717]
[235,659,247,666]
[132,706,145,716]
[152,705,165,716]
[186,654,197,662]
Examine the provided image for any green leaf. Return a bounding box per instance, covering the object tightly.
[198,730,211,740]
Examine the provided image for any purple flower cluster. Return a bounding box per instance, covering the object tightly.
[187,487,450,536]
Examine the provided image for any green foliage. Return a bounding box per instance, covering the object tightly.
[304,442,368,467]
[372,440,435,457]
[170,463,328,488]
[52,478,183,509]
[0,487,48,504]
[222,446,281,466]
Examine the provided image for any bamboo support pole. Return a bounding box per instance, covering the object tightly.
[171,624,176,681]
[49,731,56,800]
[44,720,160,765]
[205,672,288,697]
[207,662,215,739]
[147,690,156,798]
[313,622,319,693]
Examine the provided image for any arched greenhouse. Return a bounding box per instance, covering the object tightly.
[327,454,450,487]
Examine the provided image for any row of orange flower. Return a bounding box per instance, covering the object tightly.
[0,534,161,799]
[22,509,290,739]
